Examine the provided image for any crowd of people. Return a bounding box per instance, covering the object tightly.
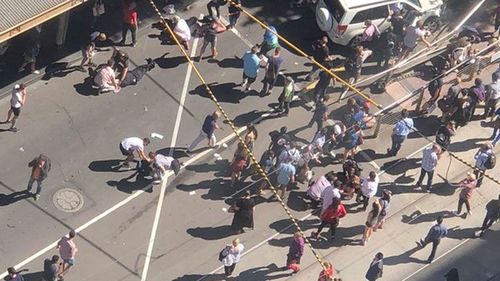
[3,0,500,281]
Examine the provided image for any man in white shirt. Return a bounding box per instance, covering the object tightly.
[2,84,27,132]
[148,152,181,183]
[401,20,431,59]
[94,60,120,94]
[320,175,342,214]
[119,137,150,168]
[485,72,500,119]
[173,16,191,50]
[359,171,379,211]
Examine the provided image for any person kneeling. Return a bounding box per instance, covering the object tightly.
[93,60,120,94]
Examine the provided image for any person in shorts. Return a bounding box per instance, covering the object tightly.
[78,32,106,71]
[43,255,60,281]
[197,19,224,60]
[2,84,27,132]
[56,230,78,280]
[120,137,151,168]
[241,45,260,92]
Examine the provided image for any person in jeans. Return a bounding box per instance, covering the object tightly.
[43,255,60,281]
[306,36,334,81]
[473,143,493,187]
[119,0,138,46]
[308,96,329,133]
[206,0,226,19]
[365,252,384,281]
[187,111,222,153]
[387,109,414,156]
[453,173,477,218]
[227,0,241,29]
[27,154,51,201]
[57,230,78,279]
[419,216,448,263]
[479,194,500,236]
[261,47,284,95]
[415,144,441,192]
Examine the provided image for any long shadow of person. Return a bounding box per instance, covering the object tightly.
[402,210,454,225]
[186,225,233,240]
[88,159,131,173]
[384,243,427,265]
[237,263,292,280]
[107,171,152,194]
[0,191,32,206]
[154,53,188,69]
[171,273,225,281]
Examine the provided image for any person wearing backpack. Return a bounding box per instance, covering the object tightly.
[311,197,346,240]
[435,121,456,152]
[474,143,494,187]
[219,238,244,277]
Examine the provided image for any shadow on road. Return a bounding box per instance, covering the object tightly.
[187,225,233,240]
[0,190,32,206]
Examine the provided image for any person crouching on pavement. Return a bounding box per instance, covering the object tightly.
[148,152,181,184]
[93,60,121,94]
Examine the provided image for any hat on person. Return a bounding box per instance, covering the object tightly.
[171,159,181,176]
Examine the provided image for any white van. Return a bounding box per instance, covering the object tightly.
[316,0,443,46]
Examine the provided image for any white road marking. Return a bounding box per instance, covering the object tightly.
[195,212,314,281]
[219,17,254,48]
[140,26,201,281]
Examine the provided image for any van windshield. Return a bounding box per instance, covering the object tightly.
[407,0,422,8]
[324,0,345,22]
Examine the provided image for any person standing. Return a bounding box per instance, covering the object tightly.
[319,173,341,214]
[43,255,60,281]
[306,36,333,81]
[187,111,222,153]
[259,26,279,56]
[276,161,296,201]
[6,267,24,281]
[362,201,381,245]
[286,232,305,273]
[261,47,283,95]
[207,0,226,19]
[361,20,380,48]
[172,16,192,51]
[419,216,448,263]
[119,0,138,47]
[119,137,150,168]
[221,238,244,277]
[278,76,295,116]
[435,121,456,152]
[227,0,241,29]
[479,194,500,236]
[374,190,392,230]
[197,19,224,60]
[345,45,372,85]
[1,84,27,132]
[492,108,500,146]
[359,171,379,211]
[230,190,255,234]
[317,262,334,281]
[415,144,441,192]
[57,230,78,279]
[18,42,40,74]
[78,32,106,71]
[241,45,260,92]
[400,20,431,59]
[313,69,333,104]
[26,154,51,201]
[365,252,384,281]
[453,173,476,218]
[485,73,500,119]
[387,109,414,156]
[308,96,329,132]
[311,197,346,240]
[473,143,493,187]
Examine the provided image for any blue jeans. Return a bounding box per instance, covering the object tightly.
[493,127,500,146]
[27,177,43,194]
[389,134,406,155]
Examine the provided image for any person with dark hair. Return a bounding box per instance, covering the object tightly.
[2,84,27,132]
[309,96,329,132]
[119,137,151,169]
[18,42,40,74]
[27,154,51,201]
[361,20,380,48]
[230,190,254,234]
[278,76,296,116]
[435,121,456,152]
[261,47,283,96]
[365,252,384,281]
[111,48,130,84]
[453,172,476,218]
[57,230,78,279]
[419,216,448,263]
[269,126,290,161]
[43,255,60,281]
[362,201,381,245]
[468,78,486,120]
[147,151,181,183]
[313,69,333,104]
[78,32,106,72]
[7,267,24,281]
[374,190,392,230]
[230,142,248,186]
[387,109,414,156]
[120,58,156,87]
[119,0,138,47]
[286,232,305,273]
[227,0,241,29]
[479,194,500,236]
[306,36,333,81]
[197,19,225,60]
[206,0,226,19]
[416,144,442,192]
[311,197,346,240]
[485,72,500,119]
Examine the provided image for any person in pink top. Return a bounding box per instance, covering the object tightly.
[93,60,120,94]
[361,20,380,47]
[453,173,477,218]
[56,230,78,279]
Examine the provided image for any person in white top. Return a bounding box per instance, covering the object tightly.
[94,60,121,94]
[359,171,380,211]
[148,152,181,183]
[400,20,431,59]
[320,173,342,214]
[172,16,191,50]
[119,137,150,168]
[2,84,27,132]
[221,238,244,277]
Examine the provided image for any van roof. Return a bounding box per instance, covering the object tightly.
[338,0,422,10]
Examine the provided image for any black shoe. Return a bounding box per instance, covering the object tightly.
[8,127,18,132]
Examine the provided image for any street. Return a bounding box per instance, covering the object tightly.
[1,1,500,281]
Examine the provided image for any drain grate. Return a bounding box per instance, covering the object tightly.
[53,188,84,213]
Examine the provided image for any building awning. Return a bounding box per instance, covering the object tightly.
[0,0,89,43]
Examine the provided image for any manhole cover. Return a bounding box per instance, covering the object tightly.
[53,188,84,213]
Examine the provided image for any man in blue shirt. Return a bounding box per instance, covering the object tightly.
[419,216,448,263]
[387,109,414,156]
[416,144,441,192]
[474,143,493,187]
[276,161,295,201]
[241,45,261,92]
[187,111,222,153]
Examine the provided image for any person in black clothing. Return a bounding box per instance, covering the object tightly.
[207,0,226,18]
[308,96,329,132]
[435,121,456,152]
[120,58,156,87]
[467,78,486,121]
[419,216,448,263]
[43,255,60,281]
[227,0,241,29]
[306,36,333,81]
[390,10,405,40]
[428,70,444,102]
[365,252,384,281]
[269,126,291,161]
[376,28,397,69]
[313,69,333,103]
[111,48,130,84]
[479,194,500,236]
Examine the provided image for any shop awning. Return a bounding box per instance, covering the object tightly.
[0,0,89,43]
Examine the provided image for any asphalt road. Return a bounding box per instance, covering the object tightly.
[1,1,500,281]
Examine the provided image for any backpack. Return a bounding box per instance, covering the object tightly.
[485,153,496,169]
[218,246,230,262]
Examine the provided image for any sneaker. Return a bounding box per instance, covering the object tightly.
[467,210,472,217]
[414,185,422,190]
[153,179,161,185]
[8,127,18,132]
[34,194,40,201]
[32,70,40,74]
[132,42,137,47]
[426,188,431,193]
[419,239,425,247]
